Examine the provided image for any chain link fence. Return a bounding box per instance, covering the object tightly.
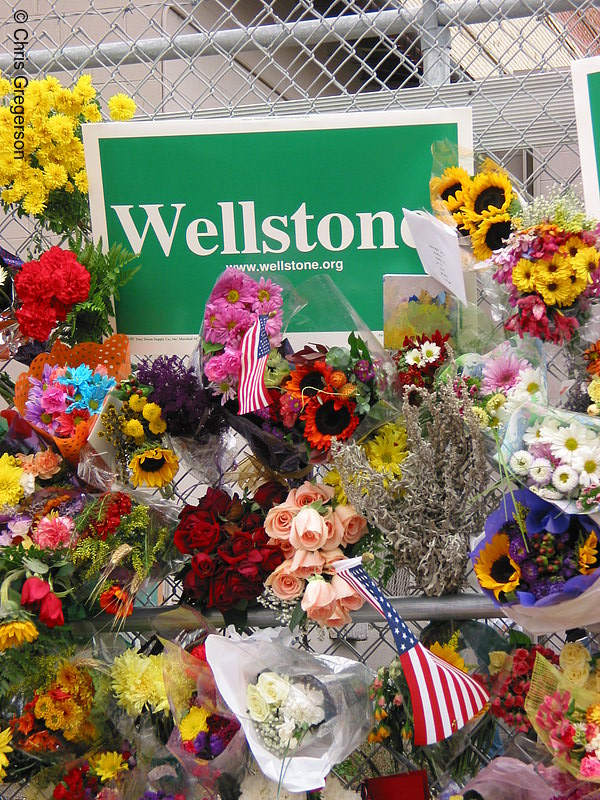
[1,0,600,796]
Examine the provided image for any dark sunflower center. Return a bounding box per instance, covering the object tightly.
[141,454,166,472]
[300,371,326,397]
[314,400,352,436]
[490,555,516,584]
[547,282,558,293]
[569,246,578,257]
[485,221,512,251]
[441,182,461,202]
[474,186,506,214]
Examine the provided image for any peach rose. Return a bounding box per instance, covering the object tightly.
[265,503,298,541]
[301,578,337,626]
[290,547,326,578]
[325,602,352,628]
[323,548,345,566]
[265,561,305,601]
[334,503,367,545]
[321,512,344,551]
[331,573,365,611]
[291,481,335,508]
[289,507,329,551]
[269,537,295,560]
[33,450,62,479]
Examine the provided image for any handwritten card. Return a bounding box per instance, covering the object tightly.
[402,208,467,306]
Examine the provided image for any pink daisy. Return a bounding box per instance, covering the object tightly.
[481,353,528,394]
[204,302,252,347]
[253,277,283,314]
[208,269,257,308]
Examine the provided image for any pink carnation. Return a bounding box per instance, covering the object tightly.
[32,514,74,549]
[580,755,600,779]
[204,348,242,383]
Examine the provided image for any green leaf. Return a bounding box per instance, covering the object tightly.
[202,340,224,354]
[0,415,8,439]
[22,558,49,575]
[508,629,532,647]
[289,600,307,631]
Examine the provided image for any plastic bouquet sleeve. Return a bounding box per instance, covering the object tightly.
[13,333,131,463]
[460,756,554,800]
[160,638,248,794]
[507,580,600,634]
[205,627,373,793]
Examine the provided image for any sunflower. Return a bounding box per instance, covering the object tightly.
[430,166,472,213]
[0,618,38,651]
[463,171,513,219]
[301,396,359,451]
[470,214,512,260]
[0,727,12,781]
[473,533,521,600]
[284,360,332,401]
[579,531,598,575]
[511,258,537,293]
[429,641,467,673]
[452,209,475,238]
[584,341,600,376]
[572,246,600,283]
[129,447,179,488]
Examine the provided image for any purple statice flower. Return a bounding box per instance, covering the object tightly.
[209,732,227,757]
[136,355,209,437]
[508,536,528,565]
[193,730,208,757]
[533,579,565,601]
[354,359,375,383]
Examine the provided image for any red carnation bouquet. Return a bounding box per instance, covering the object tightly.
[173,482,287,623]
[14,247,90,342]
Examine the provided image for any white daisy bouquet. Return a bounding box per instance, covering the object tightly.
[205,628,373,793]
[502,402,600,514]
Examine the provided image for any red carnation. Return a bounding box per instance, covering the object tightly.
[15,301,56,341]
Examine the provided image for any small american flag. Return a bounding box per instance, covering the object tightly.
[238,314,271,415]
[332,557,489,746]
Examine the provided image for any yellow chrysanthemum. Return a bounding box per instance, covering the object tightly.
[73,169,88,194]
[127,394,147,413]
[473,533,521,600]
[72,75,96,103]
[142,402,162,423]
[365,424,408,479]
[149,417,167,435]
[470,214,512,260]
[123,418,145,439]
[0,618,38,651]
[579,531,598,575]
[42,163,68,190]
[588,380,600,404]
[91,751,128,783]
[179,706,211,741]
[0,74,11,99]
[82,103,102,122]
[512,258,537,293]
[0,727,12,781]
[108,93,136,121]
[573,246,600,283]
[323,468,348,505]
[463,170,513,220]
[129,447,178,488]
[0,452,24,509]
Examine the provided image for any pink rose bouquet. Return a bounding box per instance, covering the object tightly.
[262,480,369,628]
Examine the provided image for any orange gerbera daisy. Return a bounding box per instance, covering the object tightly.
[301,396,360,451]
[284,360,333,402]
[584,341,600,377]
[99,585,134,618]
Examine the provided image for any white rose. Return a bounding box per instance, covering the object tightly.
[256,672,290,705]
[247,684,270,722]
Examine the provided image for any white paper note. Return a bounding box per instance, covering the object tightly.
[402,207,467,306]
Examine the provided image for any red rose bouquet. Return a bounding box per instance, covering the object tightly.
[173,483,287,622]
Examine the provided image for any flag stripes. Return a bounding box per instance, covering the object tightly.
[238,314,271,415]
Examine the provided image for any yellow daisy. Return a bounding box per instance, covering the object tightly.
[123,418,145,439]
[127,394,147,413]
[429,641,467,673]
[573,246,600,283]
[534,275,574,308]
[149,417,167,435]
[562,234,586,259]
[511,258,537,293]
[91,751,128,783]
[365,424,408,479]
[0,727,12,781]
[142,402,162,423]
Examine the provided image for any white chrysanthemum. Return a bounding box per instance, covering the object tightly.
[523,419,545,446]
[551,464,580,494]
[509,450,534,476]
[550,421,597,465]
[405,348,422,366]
[533,485,563,501]
[420,341,441,363]
[573,446,600,487]
[537,418,562,444]
[529,457,553,486]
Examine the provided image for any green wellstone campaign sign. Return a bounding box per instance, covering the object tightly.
[573,56,600,220]
[83,111,472,340]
